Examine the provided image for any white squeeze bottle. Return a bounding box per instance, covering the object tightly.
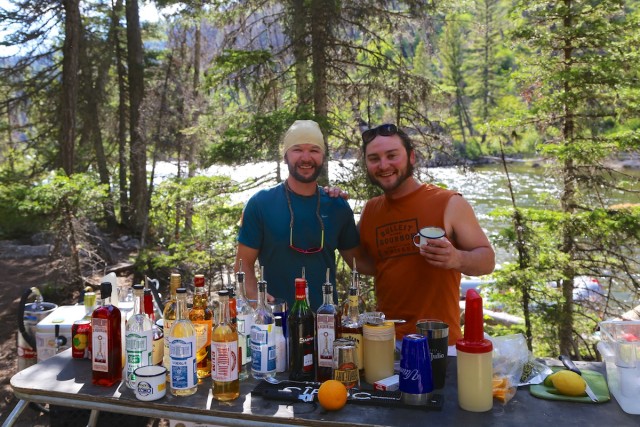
[456,288,493,412]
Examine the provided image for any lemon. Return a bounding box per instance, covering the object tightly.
[550,370,587,396]
[543,372,557,388]
[72,334,87,350]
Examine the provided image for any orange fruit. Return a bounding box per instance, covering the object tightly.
[317,380,348,411]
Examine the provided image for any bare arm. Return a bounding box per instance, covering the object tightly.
[419,195,495,276]
[235,243,276,303]
[339,245,376,276]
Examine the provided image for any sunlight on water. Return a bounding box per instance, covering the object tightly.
[154,160,637,266]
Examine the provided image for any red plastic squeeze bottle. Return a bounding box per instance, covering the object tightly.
[456,289,493,411]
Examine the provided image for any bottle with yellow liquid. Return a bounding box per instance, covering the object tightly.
[163,273,181,374]
[169,288,198,396]
[212,289,239,401]
[189,274,213,381]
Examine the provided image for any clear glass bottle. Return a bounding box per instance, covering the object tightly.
[316,269,339,382]
[274,316,287,373]
[340,286,363,374]
[125,283,153,388]
[189,274,213,381]
[288,277,316,381]
[168,288,198,396]
[212,289,240,401]
[235,262,254,380]
[144,288,164,366]
[251,270,276,379]
[163,273,181,374]
[92,281,122,387]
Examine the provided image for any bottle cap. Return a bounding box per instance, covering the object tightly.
[194,274,205,287]
[274,315,282,327]
[133,283,144,290]
[176,287,186,294]
[218,289,229,298]
[100,281,112,300]
[456,289,493,354]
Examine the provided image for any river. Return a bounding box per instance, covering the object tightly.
[155,160,639,268]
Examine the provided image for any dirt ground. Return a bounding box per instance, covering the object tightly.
[0,257,167,426]
[0,257,53,426]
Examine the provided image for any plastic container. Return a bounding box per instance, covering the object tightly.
[36,305,86,362]
[363,321,395,384]
[597,320,640,414]
[456,289,493,412]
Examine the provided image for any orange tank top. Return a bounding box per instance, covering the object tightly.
[359,184,462,345]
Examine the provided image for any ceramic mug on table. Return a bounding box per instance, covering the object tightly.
[133,365,167,401]
[412,227,445,247]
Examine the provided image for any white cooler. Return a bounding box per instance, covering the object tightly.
[36,305,86,362]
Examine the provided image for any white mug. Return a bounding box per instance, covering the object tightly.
[412,226,445,247]
[133,365,167,401]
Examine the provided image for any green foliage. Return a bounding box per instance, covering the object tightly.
[141,175,243,284]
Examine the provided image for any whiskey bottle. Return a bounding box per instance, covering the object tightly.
[168,288,198,396]
[340,286,363,374]
[212,289,239,401]
[125,283,153,388]
[163,273,181,374]
[316,269,339,382]
[92,281,122,387]
[189,274,213,381]
[288,277,316,381]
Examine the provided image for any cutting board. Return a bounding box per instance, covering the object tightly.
[530,367,610,403]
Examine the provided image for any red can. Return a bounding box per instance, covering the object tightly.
[72,319,92,359]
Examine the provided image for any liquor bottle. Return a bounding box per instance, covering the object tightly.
[92,281,122,387]
[316,269,339,382]
[125,283,153,388]
[340,286,364,374]
[212,289,240,401]
[341,260,367,319]
[250,267,276,379]
[274,316,287,373]
[163,273,181,374]
[235,261,254,380]
[168,288,198,396]
[144,288,164,366]
[288,277,316,381]
[189,274,213,381]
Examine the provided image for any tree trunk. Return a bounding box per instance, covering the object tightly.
[310,0,332,186]
[113,0,129,228]
[185,19,202,232]
[126,0,147,234]
[60,0,81,176]
[290,0,311,107]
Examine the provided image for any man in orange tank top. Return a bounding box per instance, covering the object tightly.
[356,124,495,347]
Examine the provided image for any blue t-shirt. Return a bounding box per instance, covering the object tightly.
[238,182,359,311]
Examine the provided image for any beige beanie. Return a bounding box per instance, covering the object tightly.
[282,120,326,156]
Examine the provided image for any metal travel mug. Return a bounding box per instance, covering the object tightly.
[332,338,360,389]
[399,334,434,405]
[416,319,449,389]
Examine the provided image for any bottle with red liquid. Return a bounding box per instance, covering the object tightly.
[316,268,339,382]
[92,281,122,387]
[288,277,316,381]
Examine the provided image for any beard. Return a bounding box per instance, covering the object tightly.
[286,155,324,183]
[367,157,414,193]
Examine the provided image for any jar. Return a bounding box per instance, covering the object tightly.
[363,321,395,384]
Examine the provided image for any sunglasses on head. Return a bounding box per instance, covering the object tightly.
[361,124,398,144]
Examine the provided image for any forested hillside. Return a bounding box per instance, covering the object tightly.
[1,0,639,357]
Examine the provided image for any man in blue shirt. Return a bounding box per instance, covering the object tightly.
[235,120,360,311]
